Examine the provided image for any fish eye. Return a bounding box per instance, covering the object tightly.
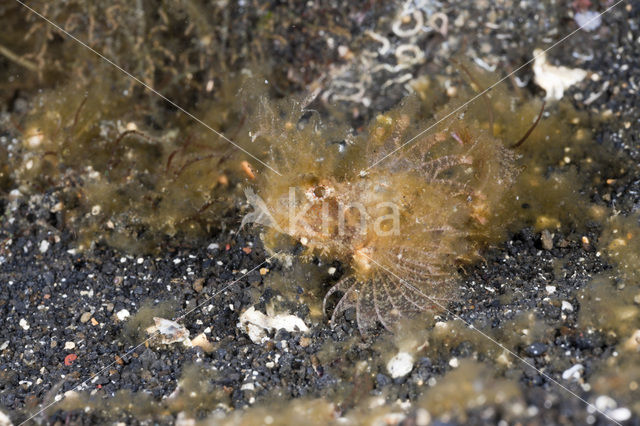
[313,185,326,198]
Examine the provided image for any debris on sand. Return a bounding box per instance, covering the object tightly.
[533,49,587,101]
[238,306,309,344]
[147,317,190,345]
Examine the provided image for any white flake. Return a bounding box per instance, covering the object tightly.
[39,240,50,253]
[386,351,414,378]
[238,306,309,344]
[533,49,587,101]
[147,317,190,345]
[19,319,29,330]
[116,309,130,321]
[562,363,584,381]
[240,382,255,391]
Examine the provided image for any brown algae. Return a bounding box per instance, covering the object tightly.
[11,67,256,252]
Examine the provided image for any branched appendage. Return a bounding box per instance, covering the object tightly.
[108,129,158,169]
[246,92,516,334]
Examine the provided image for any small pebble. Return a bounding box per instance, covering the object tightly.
[80,312,92,323]
[561,301,574,312]
[64,341,76,350]
[116,309,130,321]
[524,342,547,357]
[192,278,205,293]
[39,240,50,253]
[19,319,29,330]
[387,352,414,378]
[299,336,311,347]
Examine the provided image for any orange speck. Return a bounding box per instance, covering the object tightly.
[242,247,252,254]
[225,243,231,251]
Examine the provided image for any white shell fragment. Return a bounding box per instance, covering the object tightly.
[39,240,50,253]
[532,49,587,101]
[238,306,309,344]
[19,319,29,331]
[116,309,130,321]
[147,317,190,345]
[561,363,584,381]
[561,300,574,312]
[190,333,214,352]
[386,351,414,378]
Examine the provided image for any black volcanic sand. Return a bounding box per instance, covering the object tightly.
[1,1,640,425]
